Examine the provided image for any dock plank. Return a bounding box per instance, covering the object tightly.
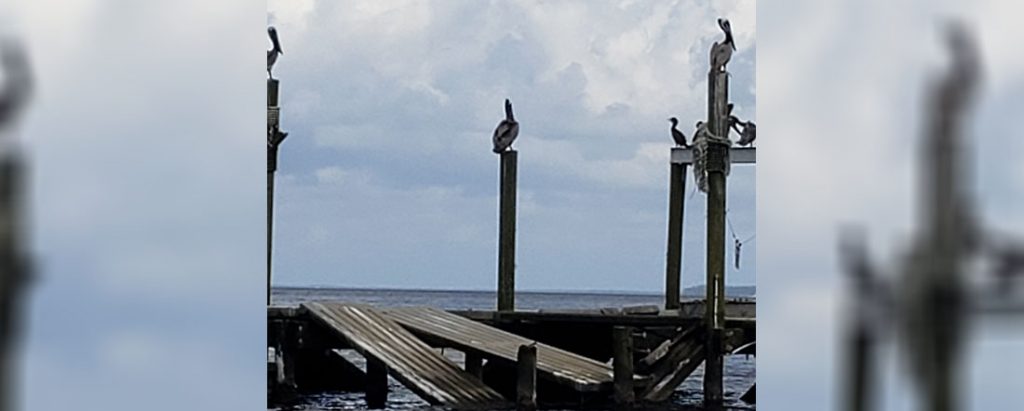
[382,306,637,392]
[303,303,507,409]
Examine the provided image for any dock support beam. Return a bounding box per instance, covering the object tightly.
[703,69,729,407]
[366,355,389,409]
[612,327,635,407]
[498,150,518,311]
[465,352,484,379]
[664,162,687,310]
[516,344,537,411]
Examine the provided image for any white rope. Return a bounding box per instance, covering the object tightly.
[692,122,732,193]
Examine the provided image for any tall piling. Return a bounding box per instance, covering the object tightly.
[703,68,729,407]
[664,162,688,310]
[498,150,518,311]
[267,79,287,305]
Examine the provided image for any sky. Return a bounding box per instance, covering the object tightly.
[266,0,757,293]
[758,0,1024,409]
[6,0,265,409]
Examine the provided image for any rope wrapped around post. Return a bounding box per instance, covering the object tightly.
[692,123,732,193]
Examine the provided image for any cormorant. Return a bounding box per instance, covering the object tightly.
[267,27,283,79]
[492,99,519,153]
[669,117,689,148]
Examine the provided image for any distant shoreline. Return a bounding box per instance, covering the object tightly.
[271,285,757,298]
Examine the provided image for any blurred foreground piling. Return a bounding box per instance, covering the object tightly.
[0,156,28,411]
[840,22,1024,411]
[0,37,32,411]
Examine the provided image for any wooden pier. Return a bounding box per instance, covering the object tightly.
[268,299,754,409]
[266,17,756,409]
[304,303,507,408]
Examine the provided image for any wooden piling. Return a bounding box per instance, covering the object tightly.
[516,344,537,411]
[612,327,635,407]
[498,150,518,311]
[366,355,389,409]
[664,162,688,310]
[267,78,279,306]
[703,69,729,407]
[0,157,28,411]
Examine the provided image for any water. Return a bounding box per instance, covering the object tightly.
[270,287,756,410]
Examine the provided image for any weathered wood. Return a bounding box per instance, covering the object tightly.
[665,162,686,310]
[267,170,274,305]
[366,355,388,409]
[516,344,537,411]
[268,79,280,106]
[498,150,518,311]
[612,327,635,407]
[267,78,279,306]
[303,303,507,408]
[382,306,626,392]
[639,325,706,402]
[671,147,755,164]
[703,67,729,407]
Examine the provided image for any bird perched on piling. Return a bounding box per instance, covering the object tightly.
[669,117,689,148]
[730,116,756,146]
[710,18,736,73]
[267,26,283,79]
[492,99,519,154]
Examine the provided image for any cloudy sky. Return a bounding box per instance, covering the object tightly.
[8,0,264,409]
[267,0,757,293]
[759,0,1024,409]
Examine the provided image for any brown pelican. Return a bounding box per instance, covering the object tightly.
[669,117,689,148]
[492,99,519,153]
[730,116,756,146]
[267,26,283,79]
[710,18,736,73]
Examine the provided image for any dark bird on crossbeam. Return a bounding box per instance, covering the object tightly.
[669,117,689,148]
[730,116,756,146]
[267,26,283,79]
[492,99,519,154]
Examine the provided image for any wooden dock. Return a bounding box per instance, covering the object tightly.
[269,300,755,408]
[381,306,639,392]
[304,302,507,409]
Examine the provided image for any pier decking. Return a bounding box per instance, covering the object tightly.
[304,303,507,409]
[270,300,755,408]
[382,306,638,392]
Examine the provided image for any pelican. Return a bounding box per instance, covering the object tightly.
[710,18,736,73]
[492,99,519,153]
[267,26,283,79]
[669,117,689,148]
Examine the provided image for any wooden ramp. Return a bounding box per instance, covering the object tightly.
[638,325,706,402]
[303,303,507,409]
[382,306,632,392]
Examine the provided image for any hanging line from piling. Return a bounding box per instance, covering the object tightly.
[725,209,755,271]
